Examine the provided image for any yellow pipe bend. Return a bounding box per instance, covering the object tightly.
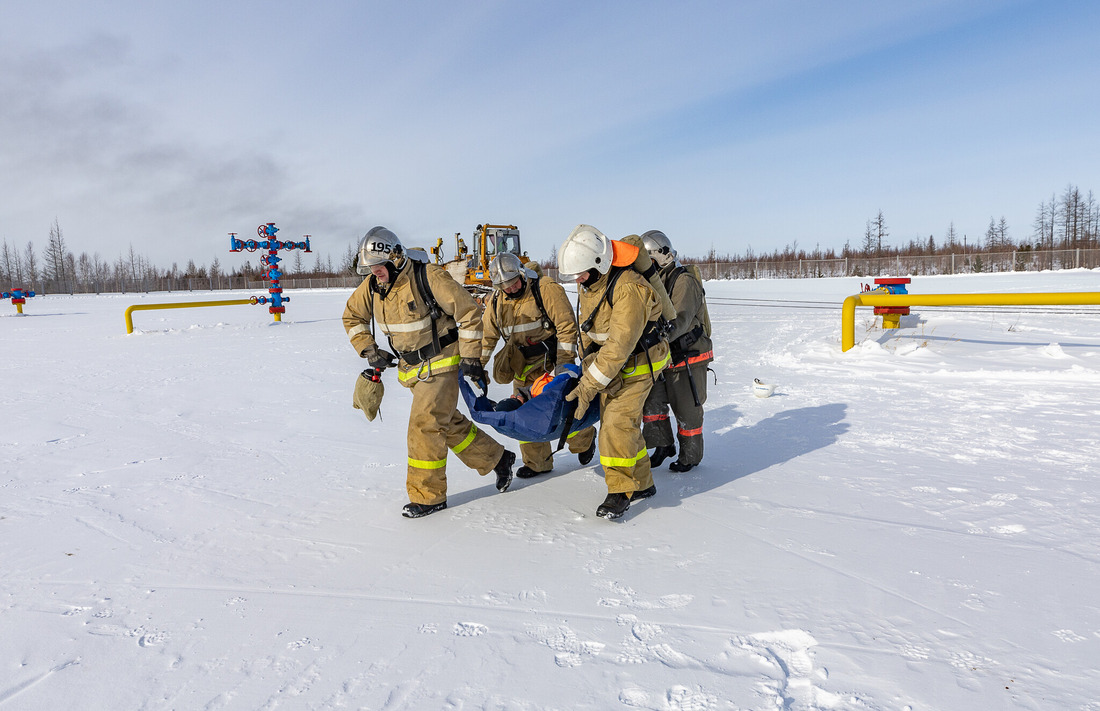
[841,292,1100,352]
[124,299,256,334]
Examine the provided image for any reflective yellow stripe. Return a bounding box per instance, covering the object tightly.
[398,354,463,383]
[621,351,671,378]
[408,456,447,469]
[600,448,648,468]
[514,361,544,382]
[451,424,478,454]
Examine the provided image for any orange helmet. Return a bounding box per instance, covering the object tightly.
[529,371,555,398]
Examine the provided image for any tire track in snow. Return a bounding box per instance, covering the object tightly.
[0,659,80,706]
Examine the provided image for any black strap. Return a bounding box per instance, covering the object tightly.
[580,267,625,333]
[398,328,459,365]
[412,261,443,356]
[555,378,580,453]
[530,277,552,330]
[670,324,703,361]
[665,264,687,294]
[519,338,556,359]
[631,319,668,355]
[495,277,558,362]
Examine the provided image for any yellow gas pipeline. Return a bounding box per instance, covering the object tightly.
[842,292,1100,352]
[124,298,258,334]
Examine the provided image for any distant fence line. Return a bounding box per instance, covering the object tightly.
[544,248,1099,282]
[16,248,1100,295]
[23,275,366,295]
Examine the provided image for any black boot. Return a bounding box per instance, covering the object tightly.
[494,450,516,492]
[596,492,630,520]
[516,465,550,479]
[669,460,695,473]
[632,484,657,501]
[577,440,596,466]
[402,501,447,518]
[649,445,675,469]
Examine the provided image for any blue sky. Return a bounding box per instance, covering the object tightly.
[1,0,1097,270]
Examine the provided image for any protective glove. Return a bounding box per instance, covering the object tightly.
[564,374,601,420]
[362,345,397,370]
[553,361,576,378]
[460,357,488,391]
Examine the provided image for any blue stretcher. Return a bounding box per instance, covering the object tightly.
[458,365,600,444]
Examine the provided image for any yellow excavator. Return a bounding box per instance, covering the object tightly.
[430,223,529,297]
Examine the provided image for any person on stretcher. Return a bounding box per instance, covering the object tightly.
[489,370,556,411]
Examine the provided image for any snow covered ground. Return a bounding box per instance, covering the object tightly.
[3,269,1100,710]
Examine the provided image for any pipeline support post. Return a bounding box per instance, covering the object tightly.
[865,277,911,329]
[841,292,1100,352]
[3,288,36,314]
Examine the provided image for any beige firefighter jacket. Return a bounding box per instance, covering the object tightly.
[660,263,714,371]
[577,267,670,392]
[342,258,484,387]
[481,277,580,383]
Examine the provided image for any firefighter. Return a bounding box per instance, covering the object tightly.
[557,225,671,520]
[343,227,516,518]
[640,230,713,472]
[480,252,597,477]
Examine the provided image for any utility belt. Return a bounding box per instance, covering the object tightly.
[670,324,704,362]
[582,320,669,359]
[519,335,557,360]
[398,328,458,366]
[632,318,671,356]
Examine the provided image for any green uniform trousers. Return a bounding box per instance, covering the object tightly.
[642,363,708,466]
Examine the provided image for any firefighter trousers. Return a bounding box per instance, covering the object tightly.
[598,373,656,496]
[518,427,597,473]
[406,372,505,505]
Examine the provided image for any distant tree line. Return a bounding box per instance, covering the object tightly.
[692,183,1098,269]
[1,222,354,294]
[4,184,1098,293]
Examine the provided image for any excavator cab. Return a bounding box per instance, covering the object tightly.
[436,223,527,297]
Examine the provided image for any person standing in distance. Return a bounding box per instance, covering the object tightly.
[343,227,516,518]
[480,252,597,477]
[640,230,713,472]
[558,225,670,520]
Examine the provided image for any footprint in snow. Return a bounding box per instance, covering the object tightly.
[453,622,487,637]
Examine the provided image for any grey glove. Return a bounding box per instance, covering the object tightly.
[553,362,576,378]
[362,345,397,370]
[564,374,600,420]
[460,357,488,390]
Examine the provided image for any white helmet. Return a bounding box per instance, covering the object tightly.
[641,230,676,268]
[356,226,403,274]
[558,224,612,279]
[488,252,535,288]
